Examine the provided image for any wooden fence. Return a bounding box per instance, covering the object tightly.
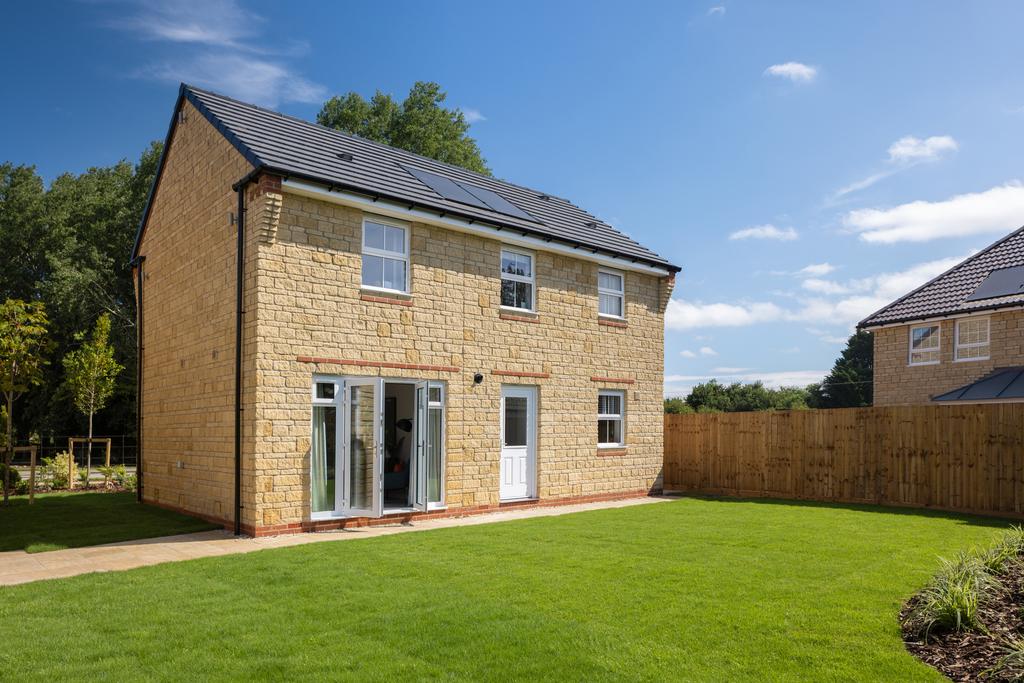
[663,404,1024,518]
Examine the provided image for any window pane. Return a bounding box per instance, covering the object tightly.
[349,384,376,510]
[427,407,442,503]
[501,280,532,309]
[959,345,987,359]
[504,397,527,446]
[598,418,621,445]
[598,393,621,416]
[381,257,406,291]
[311,406,336,513]
[364,222,386,250]
[959,320,988,345]
[384,225,405,254]
[501,252,517,275]
[599,293,623,317]
[316,382,335,400]
[599,271,623,292]
[912,326,939,350]
[516,253,532,278]
[362,254,383,288]
[428,386,442,404]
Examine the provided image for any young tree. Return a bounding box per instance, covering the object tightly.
[0,299,50,503]
[63,313,123,484]
[317,82,491,175]
[807,331,873,408]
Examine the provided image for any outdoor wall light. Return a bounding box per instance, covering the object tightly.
[473,373,484,384]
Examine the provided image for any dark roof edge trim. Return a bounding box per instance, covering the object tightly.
[857,224,1024,328]
[858,301,1024,330]
[278,172,681,274]
[130,84,262,260]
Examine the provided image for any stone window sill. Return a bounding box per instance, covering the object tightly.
[597,447,628,456]
[360,288,413,307]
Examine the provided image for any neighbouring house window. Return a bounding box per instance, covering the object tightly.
[909,324,941,365]
[362,217,408,292]
[500,248,534,310]
[598,268,625,318]
[598,390,625,447]
[955,317,990,361]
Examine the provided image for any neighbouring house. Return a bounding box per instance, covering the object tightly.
[130,84,680,535]
[858,226,1024,406]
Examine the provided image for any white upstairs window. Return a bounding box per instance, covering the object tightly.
[500,248,535,311]
[362,217,409,293]
[598,390,625,447]
[598,268,625,318]
[909,324,940,366]
[955,317,990,361]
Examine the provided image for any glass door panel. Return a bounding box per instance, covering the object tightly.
[311,405,337,513]
[413,383,428,511]
[345,379,382,517]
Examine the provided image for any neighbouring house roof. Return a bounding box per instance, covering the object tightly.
[932,367,1024,403]
[858,225,1024,328]
[131,84,679,273]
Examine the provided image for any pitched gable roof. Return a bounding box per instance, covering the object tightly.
[132,84,679,273]
[858,225,1024,327]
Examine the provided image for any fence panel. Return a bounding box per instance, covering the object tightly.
[663,404,1024,518]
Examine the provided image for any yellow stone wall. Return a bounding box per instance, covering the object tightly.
[247,193,671,528]
[872,310,1024,405]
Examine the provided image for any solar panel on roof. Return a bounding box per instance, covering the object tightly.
[401,164,537,222]
[965,265,1024,302]
[402,165,489,210]
[460,183,536,222]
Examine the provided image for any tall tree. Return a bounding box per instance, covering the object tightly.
[63,313,123,482]
[317,82,491,175]
[807,330,873,408]
[0,299,50,503]
[0,164,50,302]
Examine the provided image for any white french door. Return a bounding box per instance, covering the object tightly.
[500,385,536,501]
[341,378,383,517]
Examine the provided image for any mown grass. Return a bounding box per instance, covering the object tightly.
[0,497,1011,680]
[0,492,218,553]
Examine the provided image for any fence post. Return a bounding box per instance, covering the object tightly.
[105,439,112,468]
[28,446,36,504]
[67,437,74,490]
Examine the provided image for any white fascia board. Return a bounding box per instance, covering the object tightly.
[281,178,674,278]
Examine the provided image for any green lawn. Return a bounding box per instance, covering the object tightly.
[0,492,219,553]
[0,497,1009,680]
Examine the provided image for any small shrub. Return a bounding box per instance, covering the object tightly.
[41,452,76,490]
[97,465,117,490]
[903,552,999,640]
[122,473,137,493]
[0,463,22,492]
[112,464,128,488]
[77,468,91,488]
[14,478,31,495]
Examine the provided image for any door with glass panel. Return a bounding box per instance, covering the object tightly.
[343,378,383,517]
[500,385,536,501]
[413,382,445,511]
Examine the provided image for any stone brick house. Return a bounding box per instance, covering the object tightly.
[130,85,679,536]
[858,226,1024,406]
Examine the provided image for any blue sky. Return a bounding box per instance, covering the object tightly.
[4,1,1024,395]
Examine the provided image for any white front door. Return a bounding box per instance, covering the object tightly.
[500,385,536,501]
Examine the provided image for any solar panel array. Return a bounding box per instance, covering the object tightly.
[965,265,1024,302]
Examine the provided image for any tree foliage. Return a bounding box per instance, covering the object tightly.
[0,299,51,502]
[679,380,810,413]
[0,143,161,442]
[807,331,873,408]
[317,82,490,175]
[663,397,692,414]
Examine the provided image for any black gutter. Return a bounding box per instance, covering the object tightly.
[131,255,146,503]
[231,168,261,536]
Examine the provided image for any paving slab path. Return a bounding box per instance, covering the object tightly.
[0,495,668,586]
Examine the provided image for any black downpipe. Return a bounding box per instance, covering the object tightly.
[134,256,145,503]
[234,182,247,536]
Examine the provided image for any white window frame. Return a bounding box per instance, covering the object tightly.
[361,215,410,294]
[499,247,535,312]
[597,267,626,319]
[597,389,626,448]
[908,324,941,366]
[954,317,990,362]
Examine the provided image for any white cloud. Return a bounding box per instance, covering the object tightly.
[797,262,836,276]
[667,253,969,331]
[699,346,718,356]
[887,135,958,163]
[461,108,486,124]
[707,5,726,15]
[832,134,958,200]
[109,0,323,107]
[844,182,1024,243]
[679,350,697,358]
[729,224,799,241]
[764,62,818,83]
[711,367,750,373]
